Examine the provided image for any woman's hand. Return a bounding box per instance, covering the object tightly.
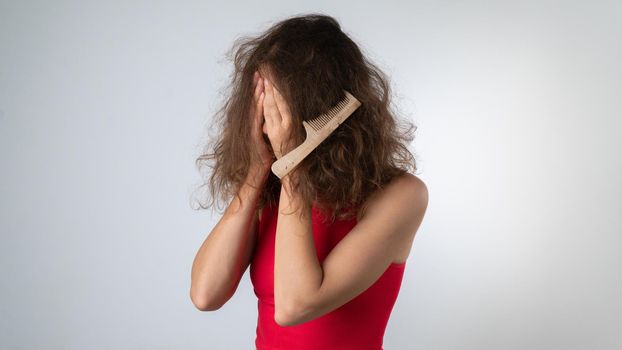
[249,71,275,176]
[262,77,296,160]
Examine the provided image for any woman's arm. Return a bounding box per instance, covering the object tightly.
[273,173,427,326]
[190,167,269,311]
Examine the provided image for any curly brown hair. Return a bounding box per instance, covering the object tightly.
[192,13,419,224]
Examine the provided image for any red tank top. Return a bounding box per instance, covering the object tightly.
[250,198,407,349]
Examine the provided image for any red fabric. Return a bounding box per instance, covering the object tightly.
[250,199,406,350]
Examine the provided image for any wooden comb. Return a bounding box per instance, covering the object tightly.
[271,90,362,179]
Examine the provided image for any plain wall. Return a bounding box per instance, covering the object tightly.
[1,1,620,349]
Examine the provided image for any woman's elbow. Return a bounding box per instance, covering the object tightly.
[189,287,223,312]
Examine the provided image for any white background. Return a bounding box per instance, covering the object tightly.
[1,1,620,349]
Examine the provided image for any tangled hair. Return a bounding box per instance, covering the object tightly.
[192,13,419,224]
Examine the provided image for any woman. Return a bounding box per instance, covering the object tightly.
[190,13,428,349]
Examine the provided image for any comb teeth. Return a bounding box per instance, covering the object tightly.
[307,93,352,131]
[270,90,361,179]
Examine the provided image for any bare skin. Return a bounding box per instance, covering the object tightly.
[189,70,271,311]
[273,171,427,326]
[189,68,282,311]
[258,66,428,326]
[189,168,268,311]
[189,68,428,317]
[189,170,427,313]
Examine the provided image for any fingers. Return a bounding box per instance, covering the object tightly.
[271,85,292,126]
[263,78,281,125]
[255,92,265,136]
[253,92,264,126]
[251,71,265,138]
[253,74,265,127]
[254,72,264,102]
[256,87,264,114]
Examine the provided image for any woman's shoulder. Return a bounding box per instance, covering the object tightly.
[358,172,428,220]
[396,173,428,196]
